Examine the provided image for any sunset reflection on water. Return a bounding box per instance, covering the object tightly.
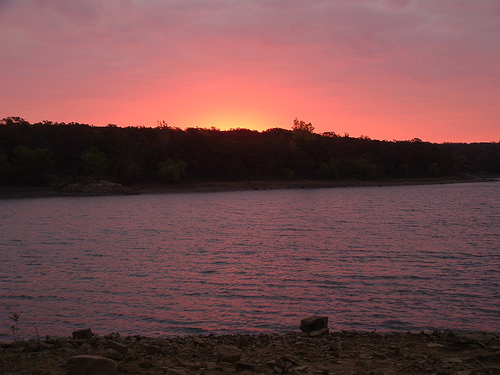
[0,181,499,339]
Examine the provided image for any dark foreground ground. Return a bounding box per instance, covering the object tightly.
[0,177,496,199]
[1,329,499,375]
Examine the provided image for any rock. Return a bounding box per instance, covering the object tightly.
[193,336,205,345]
[236,361,258,371]
[72,328,94,340]
[177,359,200,370]
[101,348,123,360]
[139,359,153,368]
[440,329,461,343]
[444,357,462,364]
[215,344,242,363]
[254,364,268,373]
[477,351,500,363]
[119,361,140,373]
[206,361,217,370]
[458,332,498,346]
[26,338,42,352]
[217,361,237,372]
[300,316,328,333]
[0,340,14,349]
[281,354,302,366]
[63,181,136,196]
[427,343,443,348]
[310,327,330,337]
[317,365,330,374]
[143,343,163,354]
[373,352,387,359]
[290,365,309,374]
[67,355,117,375]
[107,340,128,354]
[166,368,187,375]
[236,335,249,348]
[46,335,69,348]
[7,329,499,375]
[104,332,121,341]
[271,357,286,370]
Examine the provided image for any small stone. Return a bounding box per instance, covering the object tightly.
[0,340,13,349]
[274,366,284,373]
[478,352,500,363]
[177,359,200,370]
[317,365,330,374]
[444,357,462,364]
[26,339,42,352]
[373,352,386,359]
[101,348,122,361]
[193,336,205,345]
[124,361,140,373]
[46,336,69,348]
[254,364,268,373]
[107,340,128,354]
[391,346,401,357]
[300,316,329,333]
[139,360,153,369]
[206,361,217,370]
[67,354,117,375]
[236,335,249,348]
[281,354,302,366]
[310,327,330,337]
[236,361,257,371]
[217,361,237,372]
[143,344,162,354]
[290,365,309,374]
[440,329,460,343]
[72,328,94,340]
[427,343,444,348]
[266,360,277,368]
[216,344,242,363]
[167,368,187,375]
[104,332,121,341]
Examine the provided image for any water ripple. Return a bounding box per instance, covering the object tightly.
[0,182,499,337]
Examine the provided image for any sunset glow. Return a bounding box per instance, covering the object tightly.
[1,1,499,142]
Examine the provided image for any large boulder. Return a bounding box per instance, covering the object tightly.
[67,355,117,375]
[299,316,328,332]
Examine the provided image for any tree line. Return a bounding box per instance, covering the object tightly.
[0,116,498,186]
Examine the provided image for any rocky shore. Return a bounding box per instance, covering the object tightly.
[1,323,499,375]
[0,177,495,199]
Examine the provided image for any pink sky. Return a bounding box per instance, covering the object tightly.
[1,0,499,142]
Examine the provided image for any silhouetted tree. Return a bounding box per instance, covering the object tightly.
[0,116,498,186]
[292,118,314,133]
[13,146,54,185]
[0,150,14,184]
[80,148,109,180]
[157,159,187,183]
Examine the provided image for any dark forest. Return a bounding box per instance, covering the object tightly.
[1,117,499,186]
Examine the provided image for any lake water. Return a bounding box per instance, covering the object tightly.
[0,181,499,340]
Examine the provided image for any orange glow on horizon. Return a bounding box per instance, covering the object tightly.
[1,1,499,143]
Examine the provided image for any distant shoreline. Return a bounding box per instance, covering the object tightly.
[0,176,496,199]
[134,176,496,195]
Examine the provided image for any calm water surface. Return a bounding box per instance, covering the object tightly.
[0,182,499,339]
